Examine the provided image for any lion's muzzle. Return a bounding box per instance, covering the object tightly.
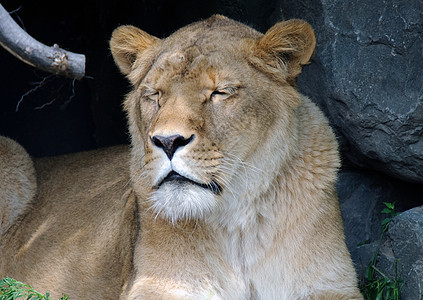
[150,134,195,160]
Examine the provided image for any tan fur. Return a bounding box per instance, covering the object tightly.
[1,15,362,299]
[0,146,136,299]
[0,137,36,236]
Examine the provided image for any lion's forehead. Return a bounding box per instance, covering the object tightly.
[156,48,209,76]
[150,26,250,81]
[148,48,235,91]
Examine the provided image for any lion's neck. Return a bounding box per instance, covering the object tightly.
[205,170,285,270]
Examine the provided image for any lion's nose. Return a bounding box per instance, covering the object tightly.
[150,134,195,160]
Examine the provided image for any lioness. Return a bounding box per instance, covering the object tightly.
[0,15,362,299]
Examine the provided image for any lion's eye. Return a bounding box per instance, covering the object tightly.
[142,88,160,103]
[210,87,235,101]
[147,92,160,102]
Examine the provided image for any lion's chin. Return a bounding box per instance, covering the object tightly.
[149,182,217,224]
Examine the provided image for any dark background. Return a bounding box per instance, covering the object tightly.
[0,0,282,157]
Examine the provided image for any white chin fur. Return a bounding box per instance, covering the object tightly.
[149,182,217,223]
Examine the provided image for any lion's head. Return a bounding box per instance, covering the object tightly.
[110,15,316,223]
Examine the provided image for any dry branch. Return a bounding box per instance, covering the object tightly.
[0,4,85,79]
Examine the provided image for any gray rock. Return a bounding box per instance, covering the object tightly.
[336,169,423,280]
[282,0,423,183]
[378,206,423,299]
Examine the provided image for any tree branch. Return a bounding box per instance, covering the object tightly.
[0,4,85,80]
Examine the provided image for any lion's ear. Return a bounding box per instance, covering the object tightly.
[256,19,316,82]
[110,25,160,75]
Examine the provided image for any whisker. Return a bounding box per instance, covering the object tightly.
[222,152,265,175]
[213,173,237,200]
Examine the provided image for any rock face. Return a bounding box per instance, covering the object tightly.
[337,169,423,299]
[379,206,423,299]
[337,169,423,271]
[282,0,423,183]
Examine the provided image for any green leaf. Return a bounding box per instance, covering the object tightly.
[381,208,392,214]
[365,265,374,281]
[383,202,395,210]
[0,277,67,300]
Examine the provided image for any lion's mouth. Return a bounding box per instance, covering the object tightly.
[158,171,222,195]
